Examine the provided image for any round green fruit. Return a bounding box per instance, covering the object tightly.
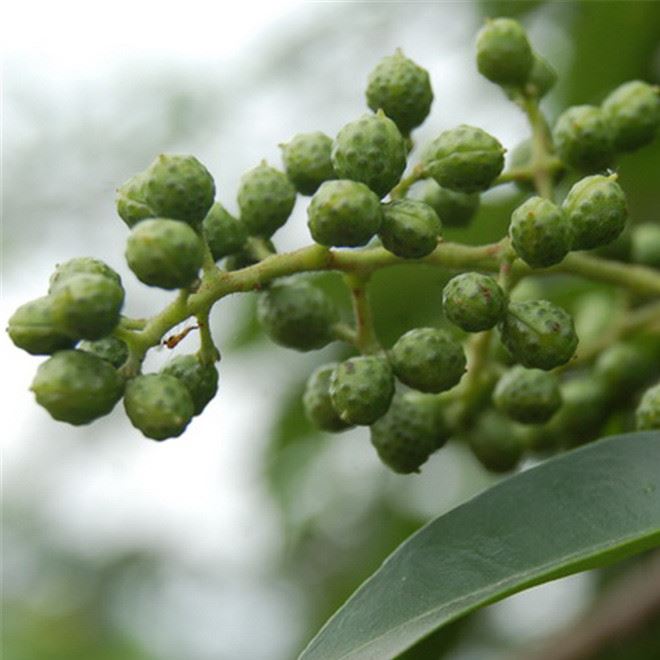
[307,179,383,247]
[79,336,129,369]
[125,218,203,289]
[331,111,407,198]
[123,374,194,440]
[161,354,219,416]
[116,172,153,228]
[370,392,449,474]
[527,52,557,98]
[7,296,76,355]
[257,279,338,351]
[493,365,562,424]
[366,49,433,135]
[465,409,525,473]
[48,257,122,294]
[409,179,480,227]
[475,18,533,87]
[329,355,395,426]
[51,273,125,340]
[499,300,578,370]
[593,341,658,399]
[509,196,572,268]
[443,272,506,332]
[303,363,353,433]
[237,161,297,237]
[422,125,505,193]
[379,199,441,259]
[562,175,628,251]
[389,327,466,393]
[280,131,336,195]
[202,202,248,261]
[636,383,660,431]
[602,80,660,152]
[552,105,614,172]
[631,223,660,268]
[31,350,124,425]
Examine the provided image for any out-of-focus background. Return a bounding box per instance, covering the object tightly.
[3,2,660,659]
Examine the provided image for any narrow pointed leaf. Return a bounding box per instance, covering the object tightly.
[300,431,660,660]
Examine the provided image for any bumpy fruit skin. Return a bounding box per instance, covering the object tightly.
[410,179,480,227]
[527,53,557,98]
[465,410,525,473]
[370,392,448,474]
[123,374,194,440]
[51,273,125,340]
[499,300,578,370]
[379,199,441,259]
[280,132,336,195]
[331,111,407,198]
[116,154,215,227]
[48,257,122,294]
[257,279,338,351]
[389,327,466,393]
[303,363,353,432]
[79,336,129,369]
[594,341,659,399]
[31,350,124,425]
[636,383,660,431]
[329,355,395,426]
[562,175,628,251]
[631,223,660,268]
[493,366,561,424]
[442,272,506,332]
[237,162,297,237]
[476,18,533,87]
[307,180,383,247]
[125,218,203,289]
[366,50,433,135]
[552,105,614,172]
[7,297,76,355]
[509,196,572,268]
[202,202,248,261]
[422,125,505,193]
[161,354,219,416]
[602,80,660,152]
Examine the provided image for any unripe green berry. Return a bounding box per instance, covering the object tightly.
[125,218,203,289]
[7,297,76,355]
[79,336,129,369]
[307,179,383,247]
[527,52,557,98]
[635,383,660,431]
[303,363,353,433]
[330,355,395,426]
[499,300,578,370]
[493,366,562,424]
[116,154,215,227]
[593,341,658,399]
[379,199,441,259]
[422,125,505,193]
[257,279,338,352]
[51,273,125,340]
[370,392,449,474]
[161,354,219,416]
[509,196,572,268]
[366,49,433,135]
[48,257,122,294]
[331,111,407,198]
[552,105,615,172]
[389,327,466,393]
[409,179,480,227]
[237,162,297,237]
[562,175,628,250]
[123,374,194,440]
[442,272,507,332]
[280,132,336,195]
[465,410,525,473]
[476,18,533,87]
[31,350,124,425]
[202,202,248,261]
[602,80,660,152]
[630,223,660,268]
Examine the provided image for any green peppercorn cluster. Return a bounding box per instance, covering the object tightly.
[8,17,660,476]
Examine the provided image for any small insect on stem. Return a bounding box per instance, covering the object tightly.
[162,323,199,349]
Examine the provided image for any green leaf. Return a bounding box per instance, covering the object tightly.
[300,431,660,660]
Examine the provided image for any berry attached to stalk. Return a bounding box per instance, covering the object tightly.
[161,354,219,416]
[202,202,248,261]
[280,131,337,195]
[79,336,129,369]
[48,257,123,294]
[443,272,506,332]
[379,199,441,259]
[464,410,526,473]
[303,363,353,433]
[7,297,76,355]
